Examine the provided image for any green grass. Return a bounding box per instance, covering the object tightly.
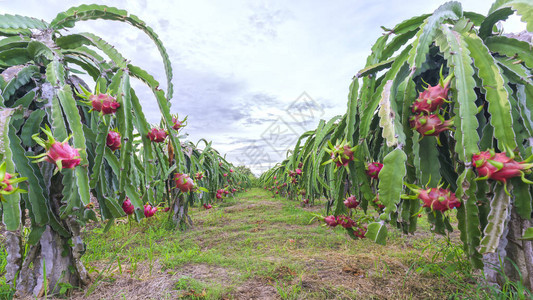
[0,241,15,300]
[78,188,497,299]
[2,188,524,299]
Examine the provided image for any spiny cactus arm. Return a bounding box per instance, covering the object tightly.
[485,36,533,70]
[479,6,514,39]
[0,47,31,68]
[345,78,359,145]
[464,33,517,149]
[1,65,39,101]
[435,24,480,161]
[380,30,418,61]
[359,45,411,140]
[8,126,49,226]
[496,57,533,86]
[456,168,483,267]
[417,136,442,186]
[50,4,173,99]
[57,33,127,68]
[392,13,430,35]
[1,109,21,230]
[129,89,156,204]
[0,14,48,30]
[352,144,374,211]
[479,184,511,253]
[89,121,109,189]
[489,0,533,31]
[104,147,143,218]
[115,73,134,195]
[516,85,533,142]
[463,11,486,26]
[356,57,395,78]
[511,176,532,220]
[377,148,407,221]
[407,1,462,72]
[377,79,405,147]
[366,221,388,245]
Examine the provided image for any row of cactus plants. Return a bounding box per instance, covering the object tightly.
[261,0,533,291]
[0,5,249,297]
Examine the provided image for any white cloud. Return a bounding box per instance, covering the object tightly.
[2,0,527,174]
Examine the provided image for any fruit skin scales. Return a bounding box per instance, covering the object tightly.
[409,114,453,136]
[472,150,533,184]
[411,81,450,114]
[147,128,167,143]
[46,142,82,169]
[175,173,195,193]
[122,198,135,215]
[366,162,383,179]
[106,131,121,151]
[89,93,120,115]
[344,195,359,209]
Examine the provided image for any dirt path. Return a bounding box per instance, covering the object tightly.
[68,189,470,299]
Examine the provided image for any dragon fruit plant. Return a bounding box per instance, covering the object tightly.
[0,5,181,297]
[343,0,533,291]
[261,0,533,291]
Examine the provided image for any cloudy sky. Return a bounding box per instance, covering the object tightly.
[2,0,526,174]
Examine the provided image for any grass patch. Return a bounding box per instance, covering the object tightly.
[78,188,493,299]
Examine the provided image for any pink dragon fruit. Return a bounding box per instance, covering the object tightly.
[344,195,359,209]
[203,203,212,209]
[172,116,187,130]
[336,215,356,229]
[143,204,157,218]
[106,130,121,151]
[147,128,167,143]
[324,215,338,227]
[46,142,82,169]
[409,114,453,136]
[366,162,383,179]
[411,81,450,114]
[89,93,120,115]
[417,187,461,212]
[353,225,367,239]
[122,198,135,215]
[472,150,533,184]
[175,173,195,193]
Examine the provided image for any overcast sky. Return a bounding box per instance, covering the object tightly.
[2,0,526,175]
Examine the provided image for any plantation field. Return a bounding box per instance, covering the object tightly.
[21,188,485,300]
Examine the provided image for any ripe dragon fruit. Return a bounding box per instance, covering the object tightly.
[172,116,187,130]
[406,186,461,212]
[2,173,13,192]
[411,81,450,114]
[223,173,228,177]
[336,215,356,229]
[324,215,338,227]
[230,169,234,173]
[122,198,135,215]
[216,193,223,199]
[302,198,309,205]
[30,127,82,171]
[143,204,157,218]
[147,128,167,143]
[344,195,359,209]
[106,130,121,151]
[175,173,195,193]
[353,225,367,239]
[203,203,212,209]
[366,162,383,179]
[89,93,120,115]
[472,150,533,184]
[373,194,385,210]
[409,114,453,136]
[0,164,27,201]
[46,142,82,170]
[325,140,357,168]
[295,168,302,176]
[298,162,303,168]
